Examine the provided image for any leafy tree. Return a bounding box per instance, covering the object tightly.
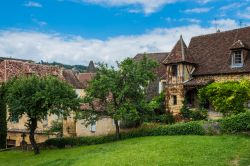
[5,75,80,154]
[45,120,63,137]
[0,84,7,149]
[148,92,175,124]
[198,80,250,116]
[78,57,158,139]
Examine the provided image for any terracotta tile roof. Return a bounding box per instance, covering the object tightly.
[62,69,84,89]
[163,35,195,64]
[134,52,168,78]
[189,26,250,76]
[78,73,96,88]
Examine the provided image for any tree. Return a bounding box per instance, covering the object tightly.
[198,80,250,116]
[79,57,158,139]
[0,84,7,149]
[148,92,175,124]
[5,75,80,154]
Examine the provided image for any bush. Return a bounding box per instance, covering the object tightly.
[45,121,205,148]
[180,105,208,121]
[219,111,250,133]
[152,112,175,124]
[191,109,208,121]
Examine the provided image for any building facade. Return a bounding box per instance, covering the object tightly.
[161,26,250,117]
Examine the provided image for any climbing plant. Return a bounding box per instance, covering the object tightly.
[198,80,250,116]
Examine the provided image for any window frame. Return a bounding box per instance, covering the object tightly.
[172,95,177,105]
[171,65,178,77]
[231,50,243,68]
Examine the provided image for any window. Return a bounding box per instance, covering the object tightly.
[10,113,19,123]
[172,95,177,105]
[90,121,96,132]
[171,65,178,76]
[232,50,243,67]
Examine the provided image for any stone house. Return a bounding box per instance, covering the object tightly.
[63,61,116,137]
[0,58,92,146]
[160,26,250,117]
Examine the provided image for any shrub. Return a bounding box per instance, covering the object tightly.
[148,93,175,124]
[191,109,208,121]
[45,121,205,148]
[198,80,250,116]
[219,111,250,133]
[180,104,208,121]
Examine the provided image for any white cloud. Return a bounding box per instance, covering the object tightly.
[220,3,244,11]
[24,1,43,8]
[32,18,48,26]
[79,0,178,14]
[0,24,238,66]
[210,18,238,30]
[238,7,250,19]
[182,7,212,13]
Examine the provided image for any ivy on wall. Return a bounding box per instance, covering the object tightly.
[198,80,250,116]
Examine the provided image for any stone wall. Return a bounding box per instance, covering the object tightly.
[165,84,185,115]
[165,72,250,115]
[7,132,56,147]
[76,117,115,137]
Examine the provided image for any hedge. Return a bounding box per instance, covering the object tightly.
[219,111,250,133]
[45,121,204,148]
[45,112,250,149]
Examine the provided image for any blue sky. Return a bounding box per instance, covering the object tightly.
[0,0,249,65]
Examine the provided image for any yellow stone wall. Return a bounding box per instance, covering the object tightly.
[7,112,60,146]
[165,72,250,115]
[7,132,56,147]
[76,117,116,137]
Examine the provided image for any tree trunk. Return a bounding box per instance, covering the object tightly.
[28,118,40,155]
[114,120,121,140]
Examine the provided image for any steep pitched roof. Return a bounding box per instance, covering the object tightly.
[86,60,96,72]
[134,52,168,78]
[189,26,250,76]
[62,69,84,89]
[78,73,96,88]
[163,35,195,64]
[230,40,249,50]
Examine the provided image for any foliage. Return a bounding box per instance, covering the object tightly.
[148,92,175,124]
[198,80,250,116]
[5,75,80,154]
[0,84,7,149]
[46,112,250,149]
[38,60,87,72]
[78,56,158,139]
[45,121,205,148]
[45,120,63,137]
[180,101,208,121]
[219,111,250,133]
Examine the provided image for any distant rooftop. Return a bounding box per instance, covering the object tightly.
[0,57,34,63]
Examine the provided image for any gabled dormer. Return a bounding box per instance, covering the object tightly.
[163,35,196,85]
[230,40,249,68]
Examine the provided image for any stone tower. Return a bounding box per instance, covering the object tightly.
[162,35,196,114]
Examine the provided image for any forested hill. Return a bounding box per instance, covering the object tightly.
[37,61,87,72]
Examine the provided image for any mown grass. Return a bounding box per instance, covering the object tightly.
[0,136,249,166]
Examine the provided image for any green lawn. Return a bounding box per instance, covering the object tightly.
[0,136,250,166]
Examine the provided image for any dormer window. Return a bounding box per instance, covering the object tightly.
[231,50,243,68]
[172,65,178,76]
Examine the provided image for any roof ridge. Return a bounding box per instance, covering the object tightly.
[191,26,250,40]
